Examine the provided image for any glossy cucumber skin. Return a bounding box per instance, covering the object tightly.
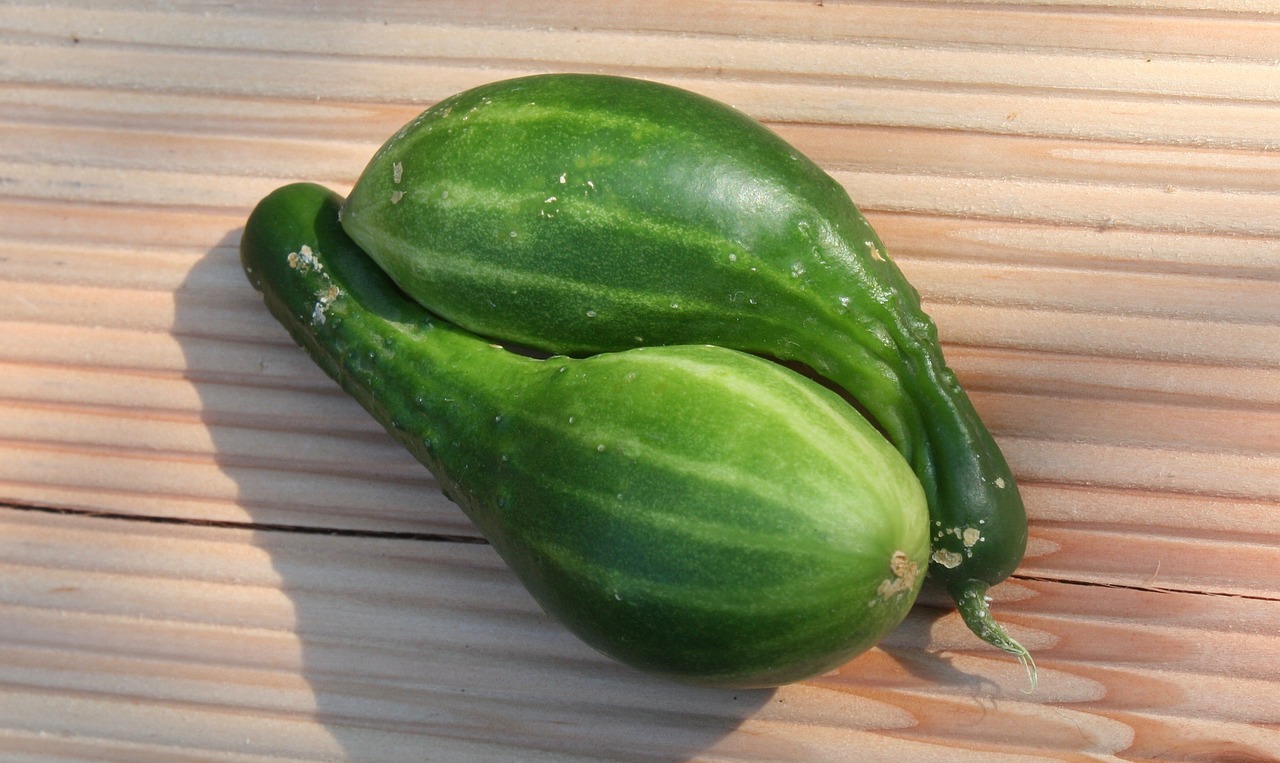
[339,74,1029,657]
[242,182,930,688]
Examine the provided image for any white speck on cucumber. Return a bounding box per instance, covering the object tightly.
[931,548,964,569]
[875,551,919,601]
[311,284,341,326]
[287,245,321,273]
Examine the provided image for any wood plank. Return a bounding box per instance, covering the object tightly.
[9,88,1280,198]
[4,509,1277,761]
[948,346,1280,408]
[7,117,1280,240]
[9,4,1280,103]
[14,0,1280,53]
[929,302,1279,367]
[3,41,1279,149]
[874,213,1280,282]
[66,38,1280,108]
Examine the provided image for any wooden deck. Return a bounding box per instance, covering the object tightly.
[2,2,1278,760]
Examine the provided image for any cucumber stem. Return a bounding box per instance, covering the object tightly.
[950,579,1037,692]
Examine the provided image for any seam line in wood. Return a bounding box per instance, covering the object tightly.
[1015,572,1280,604]
[0,500,490,545]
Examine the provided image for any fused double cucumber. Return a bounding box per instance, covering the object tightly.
[338,74,1033,678]
[241,183,930,688]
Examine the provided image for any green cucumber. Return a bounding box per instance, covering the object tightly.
[241,182,929,688]
[339,73,1034,680]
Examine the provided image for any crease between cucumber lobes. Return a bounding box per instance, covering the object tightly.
[242,182,930,688]
[337,74,1034,685]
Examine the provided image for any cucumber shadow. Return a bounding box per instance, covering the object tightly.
[877,598,1006,695]
[176,231,774,761]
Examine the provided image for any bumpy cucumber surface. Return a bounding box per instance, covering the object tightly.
[339,73,1033,678]
[242,182,930,688]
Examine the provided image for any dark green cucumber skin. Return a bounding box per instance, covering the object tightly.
[340,74,1028,615]
[241,182,929,688]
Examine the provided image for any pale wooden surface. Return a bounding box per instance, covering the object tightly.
[1,1,1278,761]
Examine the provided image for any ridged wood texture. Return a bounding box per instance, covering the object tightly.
[1,1,1277,761]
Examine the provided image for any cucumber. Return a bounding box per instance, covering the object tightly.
[339,73,1034,679]
[241,182,929,688]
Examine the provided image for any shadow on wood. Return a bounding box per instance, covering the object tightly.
[176,232,776,760]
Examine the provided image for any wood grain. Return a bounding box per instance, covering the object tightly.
[5,510,1278,762]
[1,0,1277,760]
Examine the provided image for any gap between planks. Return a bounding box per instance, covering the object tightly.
[0,499,488,545]
[6,500,1278,607]
[1014,572,1280,605]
